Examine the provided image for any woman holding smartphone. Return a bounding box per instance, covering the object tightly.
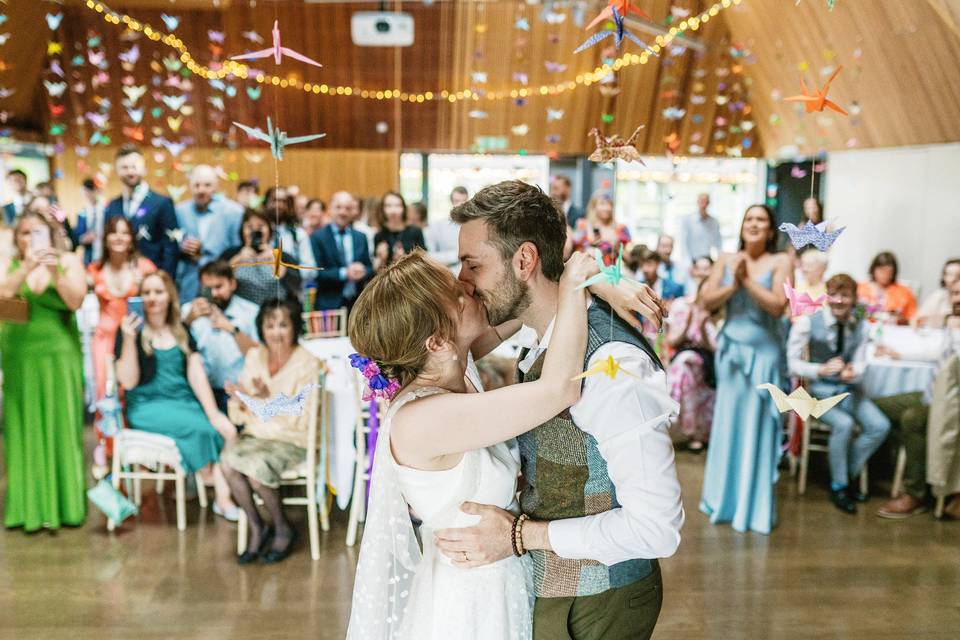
[0,212,88,532]
[219,209,301,306]
[87,216,157,451]
[115,271,239,516]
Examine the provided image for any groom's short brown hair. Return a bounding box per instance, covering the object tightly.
[450,180,566,282]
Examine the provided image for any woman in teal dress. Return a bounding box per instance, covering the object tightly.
[698,205,792,534]
[115,271,239,518]
[1,212,88,532]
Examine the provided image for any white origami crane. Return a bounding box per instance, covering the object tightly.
[230,20,322,68]
[237,384,318,421]
[757,384,848,422]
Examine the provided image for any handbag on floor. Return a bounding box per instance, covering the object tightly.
[87,478,138,524]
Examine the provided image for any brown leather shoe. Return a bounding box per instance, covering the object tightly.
[942,495,960,520]
[876,494,929,519]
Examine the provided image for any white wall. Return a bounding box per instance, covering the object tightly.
[825,143,960,299]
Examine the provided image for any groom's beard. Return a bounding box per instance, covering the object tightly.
[477,268,530,326]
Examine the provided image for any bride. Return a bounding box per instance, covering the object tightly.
[345,248,598,639]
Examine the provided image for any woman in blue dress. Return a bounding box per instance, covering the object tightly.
[698,204,792,534]
[115,271,239,518]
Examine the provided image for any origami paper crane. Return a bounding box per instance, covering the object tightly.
[545,61,568,73]
[547,108,565,121]
[757,384,848,421]
[576,3,656,55]
[586,0,652,29]
[783,282,839,317]
[162,94,187,111]
[784,65,848,115]
[233,236,327,279]
[161,14,180,31]
[571,355,644,381]
[588,125,646,164]
[779,221,845,251]
[44,81,67,97]
[233,117,326,160]
[577,246,630,290]
[119,45,140,66]
[236,384,318,421]
[230,20,322,68]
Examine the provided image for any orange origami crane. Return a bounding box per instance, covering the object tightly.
[586,1,652,30]
[783,65,848,115]
[233,237,325,279]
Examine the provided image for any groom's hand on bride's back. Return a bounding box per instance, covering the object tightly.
[434,502,514,568]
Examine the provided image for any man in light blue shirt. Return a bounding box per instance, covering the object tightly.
[175,165,244,301]
[182,260,260,412]
[680,193,722,266]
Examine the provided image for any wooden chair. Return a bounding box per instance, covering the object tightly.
[345,373,382,547]
[237,371,330,561]
[302,308,348,339]
[798,417,869,497]
[105,357,207,532]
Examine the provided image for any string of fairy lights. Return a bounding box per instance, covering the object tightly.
[83,0,742,104]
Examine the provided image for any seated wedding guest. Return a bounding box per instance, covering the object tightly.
[788,274,891,513]
[115,271,239,520]
[421,188,465,269]
[858,251,917,323]
[236,180,260,209]
[407,200,427,229]
[105,144,179,276]
[795,250,829,301]
[874,279,960,519]
[700,204,792,534]
[87,216,157,444]
[73,178,107,265]
[371,191,426,272]
[264,186,317,286]
[309,191,373,311]
[665,280,718,452]
[302,198,327,236]
[174,164,243,302]
[572,190,630,265]
[220,209,301,306]
[628,245,684,301]
[656,234,685,290]
[1,211,87,532]
[915,258,960,328]
[183,260,260,413]
[222,298,324,564]
[3,168,30,226]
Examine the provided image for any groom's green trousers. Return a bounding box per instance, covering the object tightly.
[532,560,662,640]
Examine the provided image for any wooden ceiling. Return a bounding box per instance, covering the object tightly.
[1,0,959,158]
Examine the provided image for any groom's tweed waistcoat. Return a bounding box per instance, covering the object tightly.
[517,300,663,598]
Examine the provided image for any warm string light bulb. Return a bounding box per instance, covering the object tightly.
[81,0,741,102]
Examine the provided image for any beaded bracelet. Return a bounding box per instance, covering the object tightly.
[511,513,529,557]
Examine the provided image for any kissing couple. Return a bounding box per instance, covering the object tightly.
[345,181,684,640]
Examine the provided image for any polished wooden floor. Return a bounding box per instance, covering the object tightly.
[1,446,958,640]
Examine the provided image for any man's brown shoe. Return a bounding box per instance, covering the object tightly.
[876,494,929,519]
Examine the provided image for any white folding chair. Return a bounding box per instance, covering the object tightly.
[345,373,382,547]
[302,308,348,339]
[798,416,869,496]
[237,372,330,560]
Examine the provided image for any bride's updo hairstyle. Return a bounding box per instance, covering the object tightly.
[348,249,462,389]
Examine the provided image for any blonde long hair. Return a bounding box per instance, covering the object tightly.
[347,249,460,389]
[139,271,192,357]
[585,190,615,227]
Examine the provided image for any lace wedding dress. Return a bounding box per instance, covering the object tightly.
[346,386,533,640]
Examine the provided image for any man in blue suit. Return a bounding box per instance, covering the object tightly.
[174,165,243,302]
[309,191,373,311]
[3,168,30,227]
[72,178,106,265]
[104,144,180,276]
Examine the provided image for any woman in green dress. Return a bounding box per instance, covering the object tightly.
[115,271,239,517]
[1,212,88,532]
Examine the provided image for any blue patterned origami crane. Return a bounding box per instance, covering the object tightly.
[779,221,845,251]
[574,3,657,55]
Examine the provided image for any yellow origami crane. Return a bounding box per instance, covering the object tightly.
[756,384,848,421]
[233,237,325,279]
[571,355,643,381]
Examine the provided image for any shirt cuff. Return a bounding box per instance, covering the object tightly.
[338,267,347,281]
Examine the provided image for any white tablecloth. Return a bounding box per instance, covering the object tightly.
[301,337,358,510]
[863,360,938,398]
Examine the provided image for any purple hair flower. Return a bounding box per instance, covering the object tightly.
[350,352,401,401]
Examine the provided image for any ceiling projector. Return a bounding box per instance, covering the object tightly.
[351,12,414,47]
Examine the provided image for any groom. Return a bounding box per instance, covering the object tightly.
[436,180,684,640]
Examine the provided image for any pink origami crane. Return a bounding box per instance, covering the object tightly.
[230,20,322,68]
[784,282,838,317]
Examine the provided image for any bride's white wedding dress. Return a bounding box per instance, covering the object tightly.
[346,386,532,640]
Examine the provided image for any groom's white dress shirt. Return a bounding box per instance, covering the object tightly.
[517,313,685,566]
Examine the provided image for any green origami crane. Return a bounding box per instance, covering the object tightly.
[576,246,630,290]
[232,117,326,160]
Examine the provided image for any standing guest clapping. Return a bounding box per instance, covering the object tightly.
[699,204,792,534]
[1,212,88,532]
